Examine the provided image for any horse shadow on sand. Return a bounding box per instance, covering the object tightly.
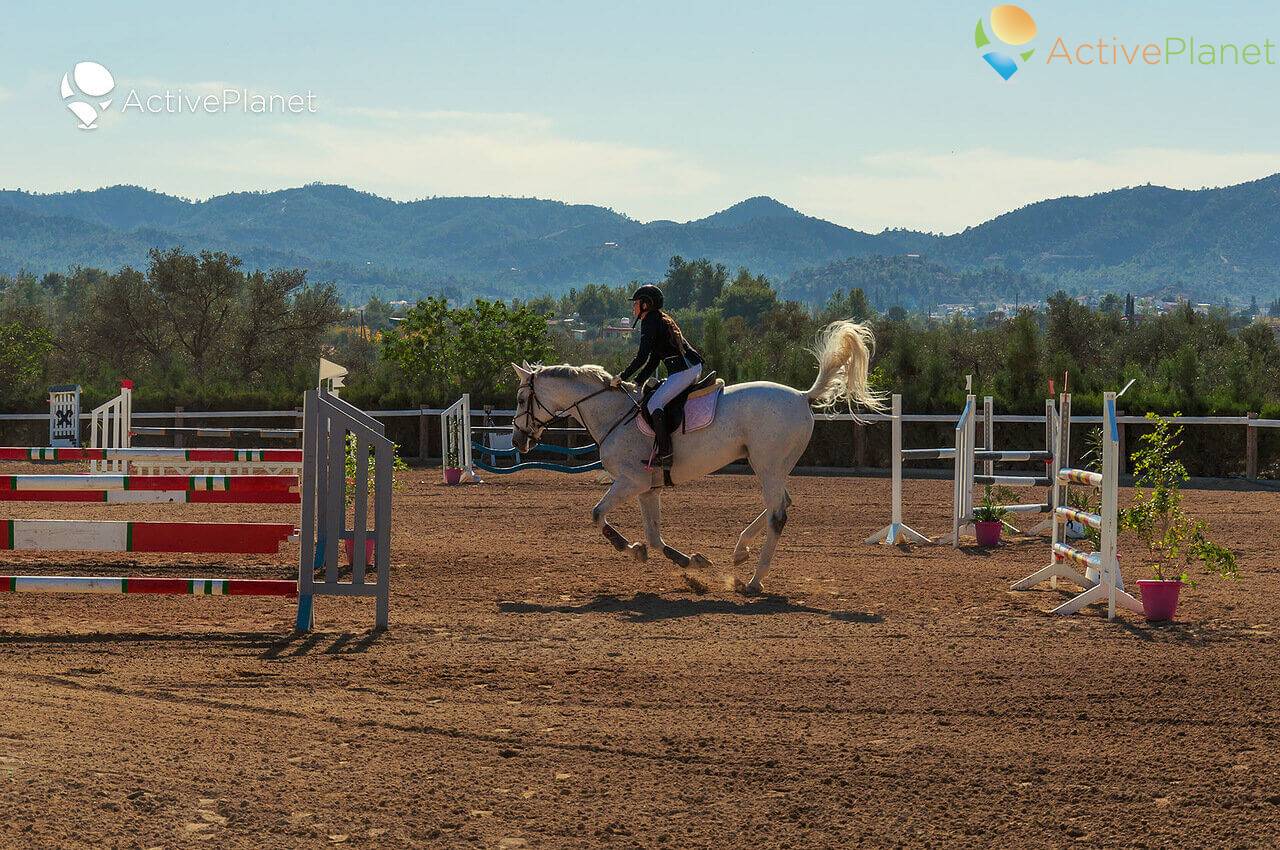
[497,592,883,625]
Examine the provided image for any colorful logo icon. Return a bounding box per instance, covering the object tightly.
[975,5,1037,80]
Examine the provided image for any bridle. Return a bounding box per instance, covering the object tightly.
[513,372,641,452]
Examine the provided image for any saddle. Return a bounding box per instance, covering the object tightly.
[637,371,724,436]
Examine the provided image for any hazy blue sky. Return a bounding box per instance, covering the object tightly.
[3,1,1280,231]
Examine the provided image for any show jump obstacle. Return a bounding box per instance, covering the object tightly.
[49,385,81,448]
[441,393,603,481]
[868,391,1058,545]
[1,380,393,632]
[85,380,303,476]
[938,393,1057,546]
[1010,391,1141,619]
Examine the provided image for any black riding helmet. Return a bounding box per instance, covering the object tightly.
[630,284,664,311]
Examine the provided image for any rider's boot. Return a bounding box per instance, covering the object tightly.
[653,407,674,469]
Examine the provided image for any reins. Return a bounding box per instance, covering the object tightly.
[514,374,641,451]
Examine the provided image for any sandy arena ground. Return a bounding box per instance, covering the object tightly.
[0,466,1276,849]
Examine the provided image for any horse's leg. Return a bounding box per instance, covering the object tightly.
[638,489,711,569]
[733,491,792,566]
[732,509,769,566]
[592,477,649,561]
[744,478,791,595]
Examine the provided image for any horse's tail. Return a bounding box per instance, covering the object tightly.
[804,319,886,413]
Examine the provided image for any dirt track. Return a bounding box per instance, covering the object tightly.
[0,468,1276,849]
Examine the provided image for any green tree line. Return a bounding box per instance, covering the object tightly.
[6,250,1280,448]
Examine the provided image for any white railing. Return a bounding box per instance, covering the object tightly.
[89,380,132,473]
[439,394,477,483]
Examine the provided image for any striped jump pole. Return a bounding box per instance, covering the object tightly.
[0,490,299,505]
[131,427,302,439]
[0,575,297,596]
[0,474,297,491]
[0,520,296,555]
[1010,391,1143,619]
[0,474,299,505]
[0,446,304,477]
[973,474,1053,487]
[0,447,303,463]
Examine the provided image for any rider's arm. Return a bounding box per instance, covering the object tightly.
[618,316,658,383]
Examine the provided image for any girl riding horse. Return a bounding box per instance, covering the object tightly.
[610,284,703,469]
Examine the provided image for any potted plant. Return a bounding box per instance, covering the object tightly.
[443,416,464,485]
[1120,413,1238,621]
[343,435,408,566]
[973,486,1008,547]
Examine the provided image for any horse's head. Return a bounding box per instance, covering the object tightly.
[510,361,543,452]
[510,362,618,453]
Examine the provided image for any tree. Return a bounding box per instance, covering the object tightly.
[0,321,53,406]
[575,284,615,327]
[380,296,453,403]
[663,257,727,311]
[996,311,1043,410]
[717,268,778,324]
[382,297,551,405]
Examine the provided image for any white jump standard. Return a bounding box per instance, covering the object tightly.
[1010,391,1141,618]
[865,394,930,544]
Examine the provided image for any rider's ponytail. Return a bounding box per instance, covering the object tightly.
[658,309,689,352]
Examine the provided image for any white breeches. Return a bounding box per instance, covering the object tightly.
[647,365,702,414]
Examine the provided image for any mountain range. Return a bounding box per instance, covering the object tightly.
[3,176,1280,309]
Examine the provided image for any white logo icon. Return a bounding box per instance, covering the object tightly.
[60,61,115,129]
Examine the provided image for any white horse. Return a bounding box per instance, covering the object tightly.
[510,319,883,594]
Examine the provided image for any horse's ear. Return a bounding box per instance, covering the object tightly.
[512,362,532,381]
[521,359,531,369]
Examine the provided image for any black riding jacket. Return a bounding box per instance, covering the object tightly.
[619,311,703,384]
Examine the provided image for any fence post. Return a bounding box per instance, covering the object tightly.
[1247,412,1259,479]
[418,404,431,463]
[851,419,866,469]
[173,406,184,448]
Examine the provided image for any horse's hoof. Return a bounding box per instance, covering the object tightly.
[731,548,750,566]
[631,543,648,562]
[689,553,711,569]
[743,581,763,596]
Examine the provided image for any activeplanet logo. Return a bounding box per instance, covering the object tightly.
[58,60,319,131]
[975,5,1037,80]
[974,6,1280,82]
[60,61,115,129]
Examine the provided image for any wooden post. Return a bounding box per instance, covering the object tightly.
[851,419,866,469]
[418,404,431,463]
[1247,412,1259,479]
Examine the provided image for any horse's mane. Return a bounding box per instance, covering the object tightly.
[535,363,612,384]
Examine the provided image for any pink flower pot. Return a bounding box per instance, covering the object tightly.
[343,538,377,567]
[974,520,1003,547]
[444,467,463,485]
[1137,579,1183,622]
